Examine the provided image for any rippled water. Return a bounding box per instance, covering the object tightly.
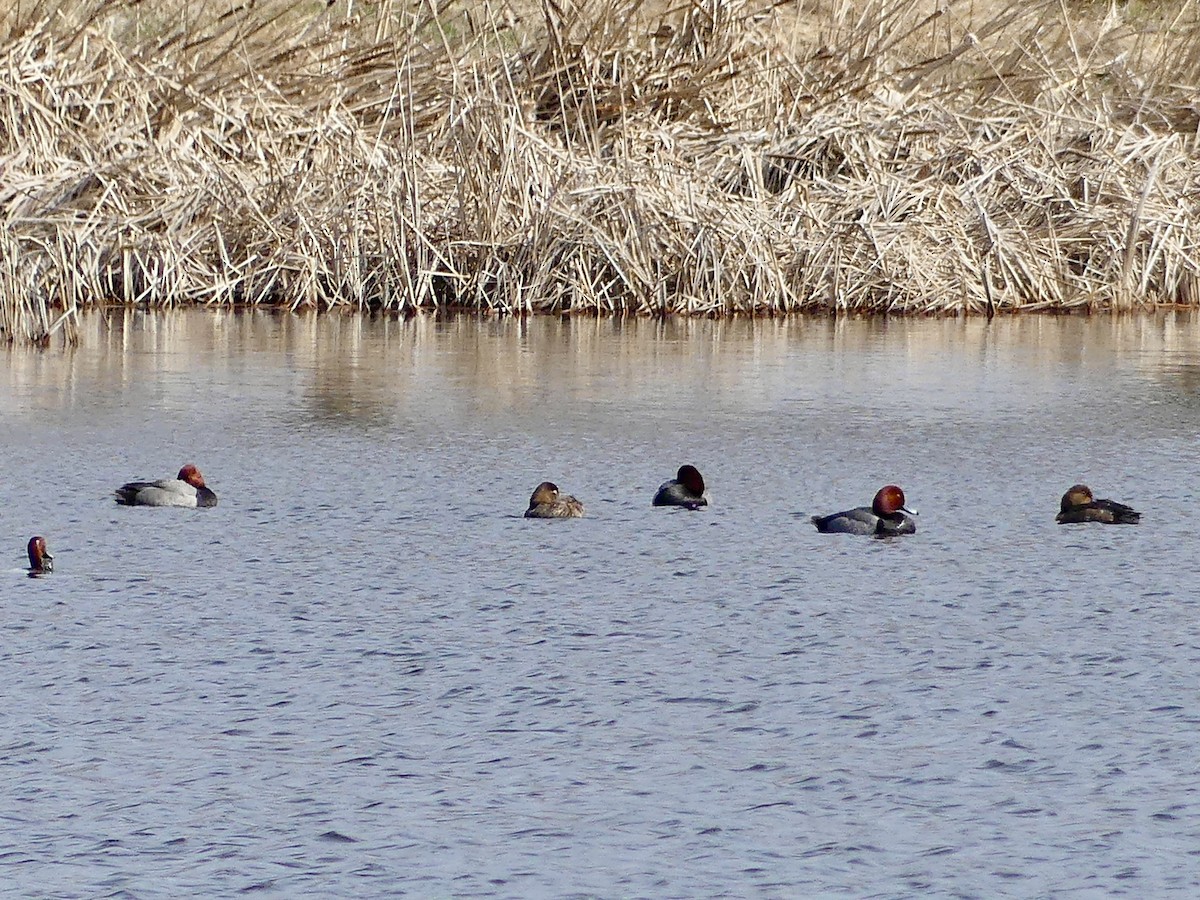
[4,309,1200,896]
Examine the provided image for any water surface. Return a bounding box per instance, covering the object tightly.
[3,310,1200,896]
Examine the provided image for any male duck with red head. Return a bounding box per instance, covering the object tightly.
[811,484,917,536]
[115,464,218,508]
[652,465,709,510]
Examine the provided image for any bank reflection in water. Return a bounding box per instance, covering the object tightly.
[3,308,1200,425]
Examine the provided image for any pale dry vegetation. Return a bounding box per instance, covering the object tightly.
[2,0,1200,344]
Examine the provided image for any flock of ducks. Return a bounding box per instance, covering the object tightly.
[19,463,1141,578]
[524,466,1141,532]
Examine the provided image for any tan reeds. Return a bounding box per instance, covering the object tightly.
[2,0,1200,344]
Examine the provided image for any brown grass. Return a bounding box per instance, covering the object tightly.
[2,0,1200,344]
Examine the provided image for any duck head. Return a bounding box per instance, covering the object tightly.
[27,536,53,574]
[1060,484,1093,512]
[873,484,916,518]
[677,465,705,497]
[528,481,560,509]
[178,464,208,489]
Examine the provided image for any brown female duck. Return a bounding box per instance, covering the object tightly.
[524,482,584,519]
[1056,484,1140,524]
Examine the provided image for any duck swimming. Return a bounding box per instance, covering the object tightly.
[524,482,584,518]
[115,464,218,508]
[653,465,709,510]
[811,484,917,536]
[1056,484,1140,524]
[27,536,52,576]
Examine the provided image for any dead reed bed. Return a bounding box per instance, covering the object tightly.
[2,0,1200,344]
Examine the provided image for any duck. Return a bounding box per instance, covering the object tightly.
[27,536,53,575]
[1056,484,1140,524]
[115,464,218,508]
[811,484,917,536]
[653,465,709,510]
[524,481,584,518]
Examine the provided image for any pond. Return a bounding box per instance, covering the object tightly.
[3,309,1200,895]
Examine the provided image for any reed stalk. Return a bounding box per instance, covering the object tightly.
[2,0,1199,344]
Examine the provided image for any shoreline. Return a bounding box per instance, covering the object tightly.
[8,299,1200,350]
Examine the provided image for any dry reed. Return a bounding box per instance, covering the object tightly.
[2,0,1200,344]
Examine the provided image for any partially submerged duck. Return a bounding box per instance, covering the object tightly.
[115,464,218,508]
[653,465,709,510]
[27,536,53,576]
[1056,484,1140,525]
[524,481,584,519]
[811,484,917,536]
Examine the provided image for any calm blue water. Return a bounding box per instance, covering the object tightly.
[3,310,1200,896]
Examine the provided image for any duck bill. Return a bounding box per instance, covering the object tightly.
[900,506,918,516]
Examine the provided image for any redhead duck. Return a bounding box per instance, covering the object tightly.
[653,465,709,510]
[115,464,218,508]
[1056,484,1140,524]
[27,536,53,575]
[524,481,584,518]
[811,484,917,536]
